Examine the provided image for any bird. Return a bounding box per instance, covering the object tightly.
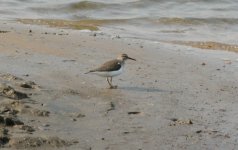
[85,53,136,89]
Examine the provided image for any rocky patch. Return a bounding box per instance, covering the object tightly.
[8,136,77,148]
[0,84,28,100]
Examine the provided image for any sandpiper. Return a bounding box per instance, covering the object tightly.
[85,54,136,89]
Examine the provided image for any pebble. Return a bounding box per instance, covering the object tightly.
[71,118,77,122]
[42,124,50,127]
[196,130,202,133]
[128,112,141,115]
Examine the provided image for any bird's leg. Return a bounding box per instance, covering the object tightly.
[107,77,113,89]
[110,77,117,89]
[106,77,117,89]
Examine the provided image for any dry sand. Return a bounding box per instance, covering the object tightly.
[0,21,238,150]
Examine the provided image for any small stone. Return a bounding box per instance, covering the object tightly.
[5,117,24,126]
[187,120,193,124]
[201,62,206,66]
[170,118,178,122]
[170,118,193,126]
[42,124,50,127]
[76,114,85,118]
[23,74,29,77]
[5,118,15,126]
[19,81,36,89]
[0,116,4,123]
[21,125,35,132]
[196,130,202,133]
[128,112,141,115]
[123,132,130,134]
[20,83,32,89]
[71,118,77,122]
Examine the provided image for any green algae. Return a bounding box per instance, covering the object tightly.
[18,19,100,31]
[18,19,129,31]
[166,40,238,52]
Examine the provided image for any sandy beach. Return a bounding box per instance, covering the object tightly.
[0,21,238,150]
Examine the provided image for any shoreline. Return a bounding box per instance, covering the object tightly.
[0,21,238,149]
[15,18,238,53]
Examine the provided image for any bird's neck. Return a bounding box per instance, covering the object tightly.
[117,59,125,65]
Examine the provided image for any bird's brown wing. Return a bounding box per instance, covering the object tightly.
[91,60,122,72]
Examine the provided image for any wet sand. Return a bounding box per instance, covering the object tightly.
[0,21,238,150]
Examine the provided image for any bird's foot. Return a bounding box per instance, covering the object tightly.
[109,85,118,89]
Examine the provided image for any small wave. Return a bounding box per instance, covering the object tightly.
[29,1,108,13]
[68,1,108,10]
[29,1,119,18]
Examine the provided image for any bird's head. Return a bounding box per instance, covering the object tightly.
[117,53,136,61]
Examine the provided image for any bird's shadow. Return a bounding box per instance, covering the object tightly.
[118,86,172,93]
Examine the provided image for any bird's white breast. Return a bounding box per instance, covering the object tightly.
[92,65,124,77]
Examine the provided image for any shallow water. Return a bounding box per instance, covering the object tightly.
[1,0,238,51]
[2,0,238,20]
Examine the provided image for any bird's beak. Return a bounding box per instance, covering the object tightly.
[127,57,136,61]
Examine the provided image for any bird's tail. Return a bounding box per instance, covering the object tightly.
[84,70,93,74]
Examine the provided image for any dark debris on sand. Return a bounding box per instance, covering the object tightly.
[0,84,28,100]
